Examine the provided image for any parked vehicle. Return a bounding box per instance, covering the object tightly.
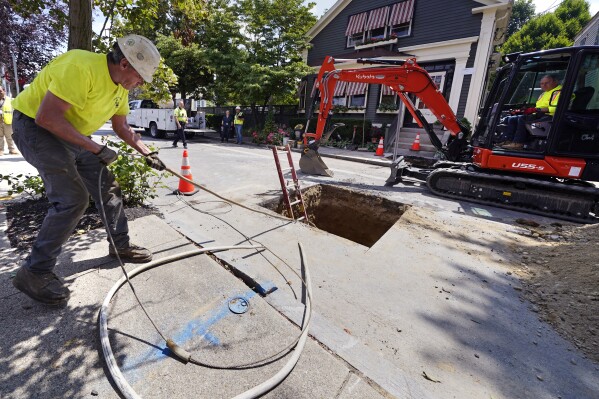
[127,99,206,139]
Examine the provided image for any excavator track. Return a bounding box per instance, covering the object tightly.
[426,167,599,223]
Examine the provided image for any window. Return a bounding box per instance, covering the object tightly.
[365,6,390,42]
[388,0,414,38]
[347,32,365,47]
[298,80,307,109]
[379,85,398,111]
[390,22,411,38]
[346,12,367,47]
[369,27,387,41]
[350,94,366,107]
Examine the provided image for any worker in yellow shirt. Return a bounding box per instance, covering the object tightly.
[10,34,166,305]
[173,100,188,149]
[0,86,18,155]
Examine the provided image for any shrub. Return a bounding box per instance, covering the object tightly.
[204,113,221,130]
[102,137,169,206]
[0,174,46,200]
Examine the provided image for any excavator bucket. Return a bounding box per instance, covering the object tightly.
[299,144,334,177]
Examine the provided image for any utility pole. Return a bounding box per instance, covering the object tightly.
[11,53,19,95]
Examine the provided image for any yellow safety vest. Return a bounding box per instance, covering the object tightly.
[234,111,244,125]
[536,85,561,116]
[174,107,187,122]
[1,96,12,125]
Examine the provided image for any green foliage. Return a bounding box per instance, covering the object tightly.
[263,109,277,135]
[204,113,222,129]
[0,173,46,199]
[501,0,591,54]
[506,0,536,39]
[101,137,168,206]
[135,58,178,104]
[155,33,212,100]
[233,0,317,106]
[2,1,67,87]
[378,102,400,112]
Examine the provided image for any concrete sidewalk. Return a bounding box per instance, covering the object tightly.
[0,215,385,399]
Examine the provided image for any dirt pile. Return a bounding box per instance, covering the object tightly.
[507,220,599,363]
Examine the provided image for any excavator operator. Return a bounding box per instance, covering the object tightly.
[499,74,561,150]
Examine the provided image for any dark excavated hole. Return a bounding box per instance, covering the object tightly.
[262,184,409,247]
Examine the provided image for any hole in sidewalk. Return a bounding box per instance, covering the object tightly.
[262,184,408,247]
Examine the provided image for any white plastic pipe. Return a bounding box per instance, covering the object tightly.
[99,243,312,399]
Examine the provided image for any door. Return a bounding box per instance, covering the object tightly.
[414,72,446,123]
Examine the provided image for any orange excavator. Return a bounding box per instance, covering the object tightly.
[299,48,599,223]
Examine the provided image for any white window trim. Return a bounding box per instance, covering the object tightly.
[377,91,399,113]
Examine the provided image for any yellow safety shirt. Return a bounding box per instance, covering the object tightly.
[1,96,12,124]
[536,84,562,116]
[12,50,129,136]
[174,107,187,122]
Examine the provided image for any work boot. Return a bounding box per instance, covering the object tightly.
[12,266,70,305]
[109,243,153,263]
[9,149,19,155]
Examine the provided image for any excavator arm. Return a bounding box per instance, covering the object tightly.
[300,56,470,176]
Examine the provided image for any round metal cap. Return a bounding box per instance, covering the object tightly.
[228,297,249,314]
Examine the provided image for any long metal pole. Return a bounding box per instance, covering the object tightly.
[11,53,19,95]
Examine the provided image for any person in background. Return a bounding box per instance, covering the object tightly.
[173,100,188,149]
[10,34,165,306]
[221,109,233,143]
[0,86,18,155]
[500,75,561,150]
[234,106,244,144]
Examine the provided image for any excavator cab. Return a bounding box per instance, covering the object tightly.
[472,47,599,181]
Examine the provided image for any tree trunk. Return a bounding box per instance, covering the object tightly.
[68,0,92,51]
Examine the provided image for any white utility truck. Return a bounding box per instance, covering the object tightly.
[127,99,206,139]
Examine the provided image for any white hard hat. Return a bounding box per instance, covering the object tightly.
[235,106,241,109]
[117,34,160,83]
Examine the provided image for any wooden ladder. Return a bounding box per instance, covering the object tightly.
[271,145,309,222]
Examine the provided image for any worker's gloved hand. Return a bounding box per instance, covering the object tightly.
[95,145,118,165]
[522,107,540,115]
[145,151,166,171]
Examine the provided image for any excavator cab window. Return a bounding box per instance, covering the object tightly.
[488,52,571,151]
[553,51,599,157]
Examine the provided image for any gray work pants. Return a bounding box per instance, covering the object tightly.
[12,111,129,273]
[0,120,15,152]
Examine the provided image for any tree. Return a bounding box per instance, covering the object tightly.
[154,34,212,102]
[68,0,92,50]
[0,0,67,92]
[501,0,591,54]
[506,0,535,40]
[235,0,317,126]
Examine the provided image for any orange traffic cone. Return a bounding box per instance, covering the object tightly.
[177,150,199,196]
[410,132,421,151]
[375,137,385,156]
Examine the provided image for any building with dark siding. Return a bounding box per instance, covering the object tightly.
[299,0,512,149]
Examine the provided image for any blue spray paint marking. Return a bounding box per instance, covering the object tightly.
[121,287,263,382]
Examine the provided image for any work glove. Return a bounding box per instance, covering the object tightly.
[522,107,540,115]
[145,151,166,171]
[95,145,118,165]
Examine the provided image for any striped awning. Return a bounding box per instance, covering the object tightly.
[381,84,395,96]
[334,81,348,96]
[347,82,368,96]
[345,12,367,36]
[366,6,390,30]
[389,0,415,26]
